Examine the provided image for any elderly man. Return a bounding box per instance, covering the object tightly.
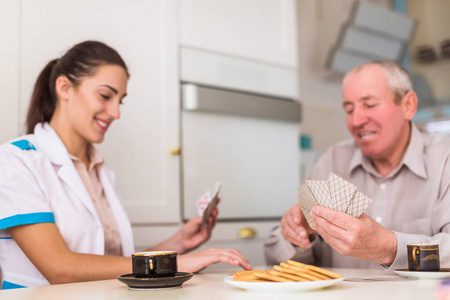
[265,61,450,270]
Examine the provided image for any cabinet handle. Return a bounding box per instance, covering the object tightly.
[170,147,181,155]
[237,227,257,239]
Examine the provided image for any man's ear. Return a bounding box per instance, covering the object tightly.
[55,75,72,102]
[401,91,418,121]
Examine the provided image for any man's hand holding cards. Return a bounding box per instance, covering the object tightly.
[297,173,372,230]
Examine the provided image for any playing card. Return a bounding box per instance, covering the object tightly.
[196,191,212,216]
[345,191,372,218]
[297,184,317,211]
[297,173,372,224]
[300,206,315,230]
[327,173,356,212]
[306,180,332,207]
[201,181,221,228]
[297,184,319,230]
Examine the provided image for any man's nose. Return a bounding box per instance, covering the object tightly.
[350,108,368,127]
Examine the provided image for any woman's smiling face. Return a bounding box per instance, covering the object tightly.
[64,64,128,145]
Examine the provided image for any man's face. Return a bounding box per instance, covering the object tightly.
[342,65,410,161]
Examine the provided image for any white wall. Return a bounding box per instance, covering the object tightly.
[409,0,450,103]
[0,0,20,143]
[297,0,391,152]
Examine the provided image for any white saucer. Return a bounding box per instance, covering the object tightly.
[394,269,450,280]
[117,272,193,289]
[224,276,344,292]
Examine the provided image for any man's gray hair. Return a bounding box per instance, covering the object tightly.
[350,61,413,105]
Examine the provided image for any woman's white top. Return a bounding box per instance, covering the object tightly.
[0,123,134,289]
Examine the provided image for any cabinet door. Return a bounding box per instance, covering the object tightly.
[20,0,181,223]
[133,221,279,269]
[0,0,20,143]
[194,221,279,270]
[179,0,298,68]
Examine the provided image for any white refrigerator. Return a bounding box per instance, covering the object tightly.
[181,83,301,221]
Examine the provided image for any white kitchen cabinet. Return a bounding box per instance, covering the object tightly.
[180,47,299,98]
[193,221,280,270]
[133,221,279,269]
[0,0,20,144]
[18,0,181,223]
[181,107,300,221]
[179,0,298,68]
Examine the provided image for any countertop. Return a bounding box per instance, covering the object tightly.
[0,267,447,300]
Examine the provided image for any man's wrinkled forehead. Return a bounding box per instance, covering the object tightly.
[341,64,394,106]
[343,64,388,93]
[343,63,382,84]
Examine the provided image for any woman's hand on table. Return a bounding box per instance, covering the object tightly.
[177,248,252,273]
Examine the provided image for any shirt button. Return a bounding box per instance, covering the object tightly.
[380,183,387,190]
[375,216,383,223]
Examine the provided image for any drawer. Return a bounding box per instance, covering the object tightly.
[131,220,279,270]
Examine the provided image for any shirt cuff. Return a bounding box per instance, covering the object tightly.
[0,212,55,230]
[383,231,411,271]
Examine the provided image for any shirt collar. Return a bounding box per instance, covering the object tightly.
[69,144,104,173]
[348,122,427,179]
[402,123,427,179]
[34,122,71,166]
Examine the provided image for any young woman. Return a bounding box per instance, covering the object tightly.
[0,40,251,289]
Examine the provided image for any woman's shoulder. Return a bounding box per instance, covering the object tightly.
[0,134,41,165]
[1,133,37,150]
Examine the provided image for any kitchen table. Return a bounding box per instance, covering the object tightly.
[0,267,447,300]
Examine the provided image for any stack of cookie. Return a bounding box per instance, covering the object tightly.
[233,260,342,282]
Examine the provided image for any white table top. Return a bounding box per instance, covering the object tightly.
[0,267,446,300]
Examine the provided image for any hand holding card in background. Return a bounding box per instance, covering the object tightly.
[298,173,372,230]
[196,191,212,217]
[196,181,221,229]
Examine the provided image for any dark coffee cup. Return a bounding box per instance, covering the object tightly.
[407,244,440,271]
[132,251,178,277]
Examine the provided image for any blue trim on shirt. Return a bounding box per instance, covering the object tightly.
[0,212,55,230]
[0,237,12,239]
[2,281,27,290]
[11,140,36,151]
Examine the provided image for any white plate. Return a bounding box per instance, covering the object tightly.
[394,269,450,280]
[224,276,344,292]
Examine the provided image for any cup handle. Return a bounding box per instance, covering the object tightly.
[412,247,420,270]
[149,259,154,270]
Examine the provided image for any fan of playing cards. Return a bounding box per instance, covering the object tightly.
[298,173,372,230]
